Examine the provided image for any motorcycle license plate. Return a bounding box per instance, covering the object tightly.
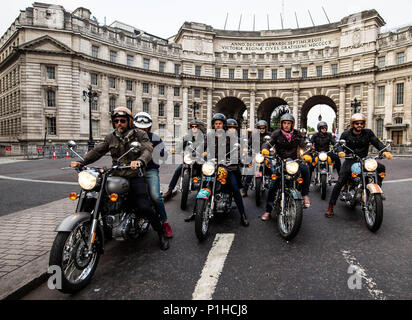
[203,176,213,181]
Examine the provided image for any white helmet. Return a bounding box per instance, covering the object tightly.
[133,112,153,129]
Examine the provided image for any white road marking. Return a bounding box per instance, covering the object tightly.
[341,249,386,300]
[383,178,412,184]
[0,175,77,185]
[192,233,235,300]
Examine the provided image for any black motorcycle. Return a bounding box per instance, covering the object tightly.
[180,141,202,210]
[49,141,150,293]
[253,135,275,206]
[193,143,240,241]
[338,139,392,232]
[310,149,334,200]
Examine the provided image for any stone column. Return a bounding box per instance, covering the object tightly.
[293,88,299,128]
[249,90,255,130]
[207,89,213,130]
[367,82,375,132]
[383,80,394,140]
[151,84,158,131]
[338,85,346,134]
[136,81,142,112]
[182,87,189,136]
[166,85,174,137]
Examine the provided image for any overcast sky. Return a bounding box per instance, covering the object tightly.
[2,0,412,39]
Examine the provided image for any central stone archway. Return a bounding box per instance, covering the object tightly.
[301,95,338,130]
[214,97,247,128]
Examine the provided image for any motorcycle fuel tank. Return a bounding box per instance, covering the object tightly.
[106,176,130,194]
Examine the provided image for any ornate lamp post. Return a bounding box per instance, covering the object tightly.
[350,98,361,114]
[82,85,98,151]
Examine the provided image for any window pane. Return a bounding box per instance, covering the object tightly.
[47,91,56,107]
[195,66,201,76]
[174,87,180,96]
[215,68,221,78]
[229,69,235,79]
[194,89,200,98]
[159,85,165,95]
[127,55,133,66]
[126,80,132,91]
[143,83,149,93]
[110,51,116,62]
[46,66,55,79]
[396,83,404,104]
[378,56,385,68]
[272,69,277,79]
[92,120,99,137]
[109,97,116,112]
[316,66,322,77]
[126,99,133,111]
[174,64,180,74]
[397,52,404,65]
[159,124,166,139]
[376,119,383,139]
[92,45,99,58]
[301,67,307,78]
[258,69,264,80]
[332,64,338,75]
[377,86,385,106]
[143,101,149,113]
[158,103,165,117]
[109,77,116,88]
[174,104,180,117]
[285,68,291,79]
[91,97,98,110]
[91,73,98,86]
[143,58,150,69]
[243,69,248,79]
[159,61,165,72]
[47,117,56,135]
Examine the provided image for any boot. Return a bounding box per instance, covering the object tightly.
[158,231,170,250]
[241,189,248,197]
[162,189,173,202]
[240,213,249,227]
[325,204,334,218]
[184,213,195,222]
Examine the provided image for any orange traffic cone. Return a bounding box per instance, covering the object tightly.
[52,149,57,160]
[66,150,70,159]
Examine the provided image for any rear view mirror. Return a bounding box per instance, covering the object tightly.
[68,140,77,148]
[130,141,141,150]
[339,139,346,145]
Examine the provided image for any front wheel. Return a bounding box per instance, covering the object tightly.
[320,174,327,200]
[49,220,101,294]
[364,193,383,232]
[180,169,190,210]
[194,199,211,242]
[255,177,263,207]
[277,194,303,241]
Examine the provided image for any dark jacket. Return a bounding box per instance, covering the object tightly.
[80,128,153,178]
[264,129,306,160]
[336,128,385,158]
[206,130,240,171]
[147,132,165,171]
[310,131,337,152]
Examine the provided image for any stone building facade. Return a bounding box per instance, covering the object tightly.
[0,2,411,154]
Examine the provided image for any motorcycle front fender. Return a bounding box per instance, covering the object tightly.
[287,188,303,200]
[196,188,211,200]
[366,183,383,194]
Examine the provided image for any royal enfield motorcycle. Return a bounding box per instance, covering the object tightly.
[49,141,150,293]
[310,149,334,200]
[180,141,202,210]
[338,139,392,232]
[194,144,240,241]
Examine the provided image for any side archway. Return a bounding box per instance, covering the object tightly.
[214,97,247,128]
[301,95,338,130]
[257,97,289,129]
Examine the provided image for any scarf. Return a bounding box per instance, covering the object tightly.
[281,129,293,142]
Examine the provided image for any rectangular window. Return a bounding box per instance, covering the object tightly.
[174,104,180,118]
[396,83,404,105]
[47,117,56,135]
[195,66,201,76]
[92,120,99,137]
[127,55,134,67]
[158,103,165,117]
[194,89,200,98]
[92,45,99,58]
[126,80,133,91]
[331,64,338,75]
[158,61,165,73]
[354,86,361,98]
[159,124,166,139]
[378,56,385,68]
[110,50,117,63]
[143,58,150,69]
[397,52,404,65]
[242,69,248,80]
[229,69,235,79]
[316,66,323,77]
[91,73,98,86]
[174,124,181,139]
[143,101,149,113]
[126,99,133,111]
[47,90,56,107]
[377,86,385,106]
[91,96,98,111]
[159,85,165,96]
[271,69,278,79]
[376,119,383,139]
[142,83,149,93]
[109,97,116,112]
[215,68,221,78]
[46,66,55,80]
[258,69,264,80]
[285,68,291,79]
[109,77,116,89]
[174,87,180,96]
[174,64,180,75]
[301,67,307,78]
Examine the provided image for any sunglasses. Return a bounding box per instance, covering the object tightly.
[191,125,198,128]
[114,119,127,124]
[353,122,365,126]
[258,127,266,130]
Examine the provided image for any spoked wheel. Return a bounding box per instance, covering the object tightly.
[180,169,190,210]
[364,192,383,232]
[320,174,327,200]
[49,220,101,293]
[277,195,303,241]
[194,199,211,242]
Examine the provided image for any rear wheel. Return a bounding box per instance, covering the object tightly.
[364,193,383,232]
[277,194,303,241]
[194,199,211,241]
[180,169,190,210]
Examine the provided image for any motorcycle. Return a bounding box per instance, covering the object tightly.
[193,143,240,241]
[338,139,392,232]
[310,148,334,200]
[49,141,150,293]
[180,141,203,210]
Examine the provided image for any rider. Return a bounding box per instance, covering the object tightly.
[70,106,169,250]
[242,119,271,197]
[324,113,393,217]
[206,113,249,227]
[133,111,173,238]
[261,113,312,221]
[309,121,341,182]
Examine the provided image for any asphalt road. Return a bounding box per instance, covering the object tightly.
[5,156,410,300]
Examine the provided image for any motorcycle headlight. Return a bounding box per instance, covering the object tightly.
[255,153,264,164]
[202,162,215,176]
[286,161,299,175]
[78,171,98,190]
[319,152,328,161]
[184,153,194,165]
[364,159,378,172]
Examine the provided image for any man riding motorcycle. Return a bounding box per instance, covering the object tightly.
[324,113,393,217]
[261,113,312,221]
[70,106,169,250]
[309,121,341,182]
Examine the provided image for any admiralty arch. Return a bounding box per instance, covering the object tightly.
[1,3,411,154]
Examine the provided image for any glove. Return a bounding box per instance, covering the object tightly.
[338,152,346,158]
[261,149,270,156]
[202,152,208,157]
[382,152,392,159]
[302,155,312,163]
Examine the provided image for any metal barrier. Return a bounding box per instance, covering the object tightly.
[22,144,90,160]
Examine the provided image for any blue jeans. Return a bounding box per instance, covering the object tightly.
[146,169,168,221]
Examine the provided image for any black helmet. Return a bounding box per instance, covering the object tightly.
[256,120,268,129]
[211,113,227,127]
[189,119,200,128]
[280,113,295,129]
[317,121,328,131]
[227,118,238,128]
[111,106,133,129]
